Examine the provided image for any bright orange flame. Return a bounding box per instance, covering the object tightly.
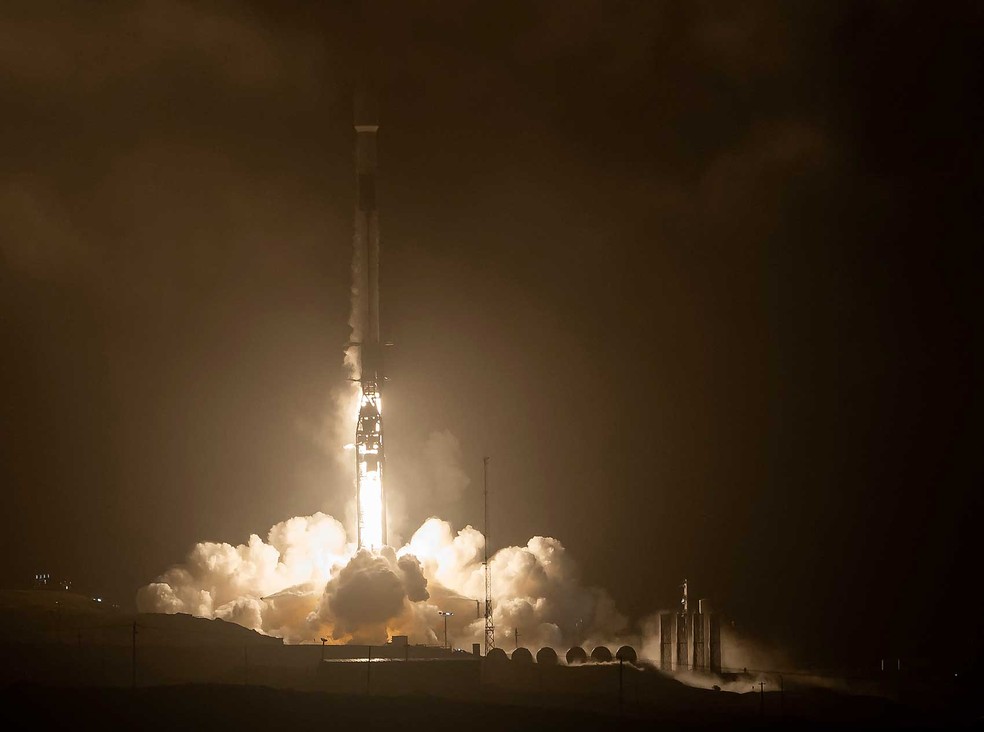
[358,458,384,550]
[357,392,384,550]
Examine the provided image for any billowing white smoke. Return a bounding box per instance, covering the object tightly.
[138,512,628,649]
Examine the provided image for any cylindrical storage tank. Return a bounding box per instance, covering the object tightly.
[512,647,533,663]
[591,646,613,663]
[615,645,637,663]
[486,647,508,662]
[566,646,587,665]
[536,647,558,665]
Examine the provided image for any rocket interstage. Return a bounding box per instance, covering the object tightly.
[354,94,387,551]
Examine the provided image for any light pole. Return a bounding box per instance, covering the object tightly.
[438,611,454,649]
[320,637,327,662]
[451,597,481,618]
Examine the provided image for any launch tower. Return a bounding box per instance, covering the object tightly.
[354,92,386,550]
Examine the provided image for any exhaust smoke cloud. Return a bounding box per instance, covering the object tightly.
[138,508,629,649]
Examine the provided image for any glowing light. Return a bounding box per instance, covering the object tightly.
[358,461,384,550]
[356,390,385,550]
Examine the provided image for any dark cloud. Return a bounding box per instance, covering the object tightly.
[323,549,406,635]
[396,553,430,604]
[316,547,430,642]
[0,1,323,90]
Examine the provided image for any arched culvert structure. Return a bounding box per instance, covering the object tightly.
[615,645,637,663]
[591,646,613,663]
[566,646,587,665]
[536,647,558,665]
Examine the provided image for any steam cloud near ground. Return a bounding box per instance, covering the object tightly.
[138,510,629,650]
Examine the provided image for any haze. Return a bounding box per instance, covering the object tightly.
[1,1,981,669]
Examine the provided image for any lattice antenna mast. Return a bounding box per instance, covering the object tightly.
[483,456,495,653]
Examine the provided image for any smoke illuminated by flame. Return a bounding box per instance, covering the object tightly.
[138,510,631,649]
[356,468,383,549]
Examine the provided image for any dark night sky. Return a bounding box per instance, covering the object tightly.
[1,1,981,668]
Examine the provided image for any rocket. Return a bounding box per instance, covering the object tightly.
[353,91,387,550]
